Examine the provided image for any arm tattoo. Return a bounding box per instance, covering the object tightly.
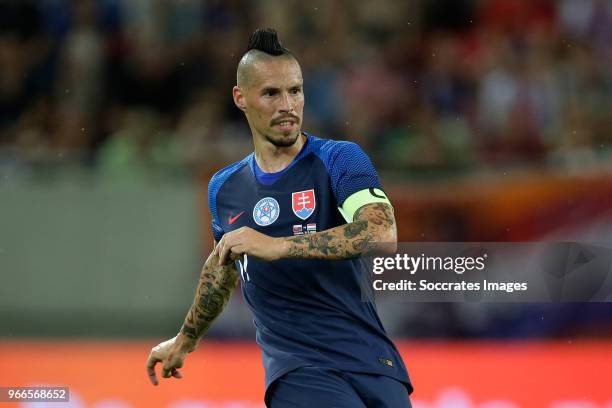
[283,202,396,260]
[180,252,239,339]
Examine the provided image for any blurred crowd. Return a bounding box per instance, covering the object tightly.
[2,0,612,340]
[1,0,611,178]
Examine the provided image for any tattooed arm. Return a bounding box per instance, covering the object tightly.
[215,202,397,264]
[281,202,397,259]
[179,250,239,340]
[146,248,238,386]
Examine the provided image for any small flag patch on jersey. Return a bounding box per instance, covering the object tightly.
[293,224,304,235]
[292,189,316,220]
[306,223,317,233]
[378,357,394,367]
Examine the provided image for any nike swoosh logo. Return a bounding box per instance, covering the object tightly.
[228,211,245,225]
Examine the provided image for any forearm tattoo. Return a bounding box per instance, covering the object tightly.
[180,252,239,339]
[284,202,396,259]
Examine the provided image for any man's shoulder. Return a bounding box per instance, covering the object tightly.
[208,154,252,195]
[306,133,363,161]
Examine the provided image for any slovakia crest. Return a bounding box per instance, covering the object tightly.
[292,189,316,220]
[253,197,280,226]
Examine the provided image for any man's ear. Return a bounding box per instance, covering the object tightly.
[232,86,247,112]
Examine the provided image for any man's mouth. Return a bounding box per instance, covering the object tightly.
[272,117,299,127]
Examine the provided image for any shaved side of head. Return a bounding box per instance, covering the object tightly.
[236,50,296,89]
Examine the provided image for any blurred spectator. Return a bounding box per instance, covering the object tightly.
[1,0,611,174]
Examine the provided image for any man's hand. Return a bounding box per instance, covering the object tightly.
[146,333,197,386]
[214,227,285,265]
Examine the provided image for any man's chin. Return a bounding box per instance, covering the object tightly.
[266,130,301,147]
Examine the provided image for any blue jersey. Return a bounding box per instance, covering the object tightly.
[208,133,411,392]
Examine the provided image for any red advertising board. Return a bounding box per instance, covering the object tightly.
[1,341,610,407]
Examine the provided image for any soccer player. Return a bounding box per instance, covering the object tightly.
[146,28,413,407]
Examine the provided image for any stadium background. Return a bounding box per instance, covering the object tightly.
[1,0,611,406]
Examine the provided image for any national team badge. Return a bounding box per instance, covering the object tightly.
[292,189,316,220]
[253,197,280,226]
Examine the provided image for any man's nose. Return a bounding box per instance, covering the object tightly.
[278,92,293,113]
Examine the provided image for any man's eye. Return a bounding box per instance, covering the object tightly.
[290,88,301,94]
[264,90,277,96]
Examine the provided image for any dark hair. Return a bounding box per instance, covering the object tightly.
[247,28,289,56]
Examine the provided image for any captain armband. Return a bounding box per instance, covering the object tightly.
[338,188,392,223]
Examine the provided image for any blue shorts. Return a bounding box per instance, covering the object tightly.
[265,366,412,408]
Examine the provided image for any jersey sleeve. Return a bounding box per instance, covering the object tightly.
[326,141,392,222]
[208,173,225,242]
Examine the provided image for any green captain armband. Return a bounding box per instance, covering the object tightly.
[338,188,392,223]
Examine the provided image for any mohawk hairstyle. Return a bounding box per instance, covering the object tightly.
[246,28,289,56]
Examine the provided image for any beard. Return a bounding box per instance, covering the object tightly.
[265,129,301,147]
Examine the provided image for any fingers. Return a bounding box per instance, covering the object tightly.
[229,251,242,262]
[158,367,181,379]
[216,228,255,265]
[162,363,184,379]
[156,364,183,381]
[230,244,246,257]
[161,365,173,378]
[217,236,241,265]
[218,240,232,265]
[146,354,161,386]
[215,235,229,265]
[147,345,185,386]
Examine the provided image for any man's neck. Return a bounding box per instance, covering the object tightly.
[253,132,306,173]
